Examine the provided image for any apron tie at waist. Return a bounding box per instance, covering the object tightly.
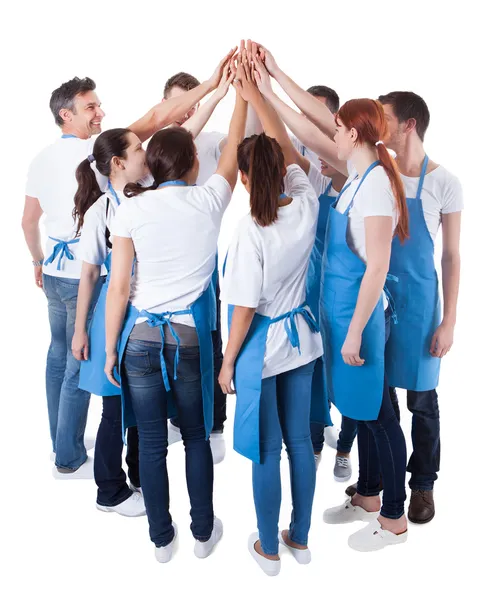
[44,237,80,271]
[384,274,399,325]
[140,308,192,392]
[270,301,319,355]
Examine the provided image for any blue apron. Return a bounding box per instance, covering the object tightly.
[223,256,322,464]
[306,181,339,428]
[321,161,388,421]
[385,155,441,391]
[115,180,216,440]
[79,186,121,396]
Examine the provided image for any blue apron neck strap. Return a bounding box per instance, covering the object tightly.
[301,145,306,157]
[107,181,121,206]
[158,180,188,189]
[325,180,333,195]
[415,155,429,201]
[343,160,380,214]
[279,193,288,200]
[61,134,78,139]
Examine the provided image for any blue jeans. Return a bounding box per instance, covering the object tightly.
[390,387,440,491]
[310,421,325,453]
[94,396,140,506]
[122,339,214,547]
[337,416,359,454]
[43,274,103,469]
[356,311,407,519]
[253,360,317,556]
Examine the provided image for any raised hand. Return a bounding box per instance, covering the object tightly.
[252,54,273,97]
[252,41,280,77]
[208,47,238,90]
[233,54,260,103]
[215,60,236,100]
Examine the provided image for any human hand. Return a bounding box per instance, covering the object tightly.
[341,330,365,366]
[214,59,236,100]
[34,265,43,288]
[104,351,121,388]
[218,360,236,395]
[252,54,273,97]
[430,321,455,358]
[208,47,238,90]
[72,329,89,361]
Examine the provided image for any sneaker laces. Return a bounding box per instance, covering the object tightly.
[336,456,349,468]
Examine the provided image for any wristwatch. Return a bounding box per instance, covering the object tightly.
[32,259,44,267]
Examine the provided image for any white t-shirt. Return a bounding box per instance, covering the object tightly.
[195,131,226,185]
[401,165,463,242]
[307,163,341,198]
[290,135,322,171]
[78,189,123,266]
[26,135,107,278]
[222,165,324,379]
[111,174,232,326]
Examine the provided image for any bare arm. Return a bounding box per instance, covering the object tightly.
[128,49,236,142]
[104,236,135,387]
[342,216,392,366]
[218,306,256,394]
[22,195,44,288]
[72,262,102,361]
[256,43,337,139]
[215,84,248,190]
[430,211,461,358]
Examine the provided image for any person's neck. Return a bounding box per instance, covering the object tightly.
[331,171,348,192]
[393,135,426,176]
[350,145,379,177]
[61,125,90,140]
[110,173,130,191]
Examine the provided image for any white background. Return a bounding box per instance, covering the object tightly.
[2,1,488,598]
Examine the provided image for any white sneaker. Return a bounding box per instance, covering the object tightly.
[194,517,223,558]
[210,432,226,465]
[323,498,379,524]
[348,520,408,552]
[129,482,142,494]
[248,533,281,576]
[168,423,182,445]
[155,523,178,563]
[52,456,94,480]
[278,531,311,565]
[324,426,339,450]
[333,455,352,482]
[96,492,146,517]
[314,453,322,471]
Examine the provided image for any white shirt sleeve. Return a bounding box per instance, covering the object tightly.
[199,174,233,215]
[441,171,464,214]
[222,219,263,308]
[356,169,396,218]
[110,202,132,238]
[25,156,42,198]
[78,200,109,266]
[284,164,315,197]
[307,163,332,196]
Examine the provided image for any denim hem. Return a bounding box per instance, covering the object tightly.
[55,456,88,471]
[356,489,381,498]
[409,483,434,492]
[289,533,308,547]
[260,543,279,556]
[96,488,132,508]
[380,508,405,520]
[194,533,212,542]
[211,427,224,434]
[336,444,354,454]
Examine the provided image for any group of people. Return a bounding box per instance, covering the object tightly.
[22,40,462,575]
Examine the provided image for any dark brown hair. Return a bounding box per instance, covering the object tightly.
[124,128,195,197]
[237,134,285,227]
[306,85,340,113]
[336,99,409,243]
[74,128,131,235]
[163,72,200,98]
[378,91,430,141]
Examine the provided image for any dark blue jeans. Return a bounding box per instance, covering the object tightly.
[356,311,407,519]
[390,387,440,491]
[123,340,214,547]
[43,274,103,469]
[94,395,140,506]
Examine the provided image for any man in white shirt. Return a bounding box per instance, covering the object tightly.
[378,91,463,524]
[290,85,340,171]
[22,60,231,476]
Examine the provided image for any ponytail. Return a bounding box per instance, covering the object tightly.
[238,133,285,227]
[376,143,409,243]
[73,159,102,235]
[124,180,158,198]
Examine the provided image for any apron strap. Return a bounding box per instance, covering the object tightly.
[384,273,399,324]
[325,180,333,195]
[270,302,319,355]
[44,237,80,270]
[415,155,429,201]
[107,181,121,206]
[343,160,381,214]
[139,308,193,392]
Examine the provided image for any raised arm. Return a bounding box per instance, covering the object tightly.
[128,48,236,143]
[183,60,235,139]
[256,43,337,140]
[214,70,248,190]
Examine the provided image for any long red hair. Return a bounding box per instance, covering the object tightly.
[336,99,409,243]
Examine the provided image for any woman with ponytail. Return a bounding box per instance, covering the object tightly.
[219,58,323,576]
[102,64,246,563]
[72,128,148,516]
[317,99,410,551]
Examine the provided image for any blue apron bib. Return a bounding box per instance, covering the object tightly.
[79,185,121,396]
[306,181,339,427]
[385,155,441,391]
[321,161,387,421]
[223,254,322,464]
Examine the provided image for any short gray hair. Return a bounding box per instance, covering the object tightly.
[49,77,96,126]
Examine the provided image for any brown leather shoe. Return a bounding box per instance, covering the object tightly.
[408,490,435,524]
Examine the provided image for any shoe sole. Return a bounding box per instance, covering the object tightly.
[334,473,352,483]
[348,531,408,552]
[408,512,435,525]
[95,504,146,517]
